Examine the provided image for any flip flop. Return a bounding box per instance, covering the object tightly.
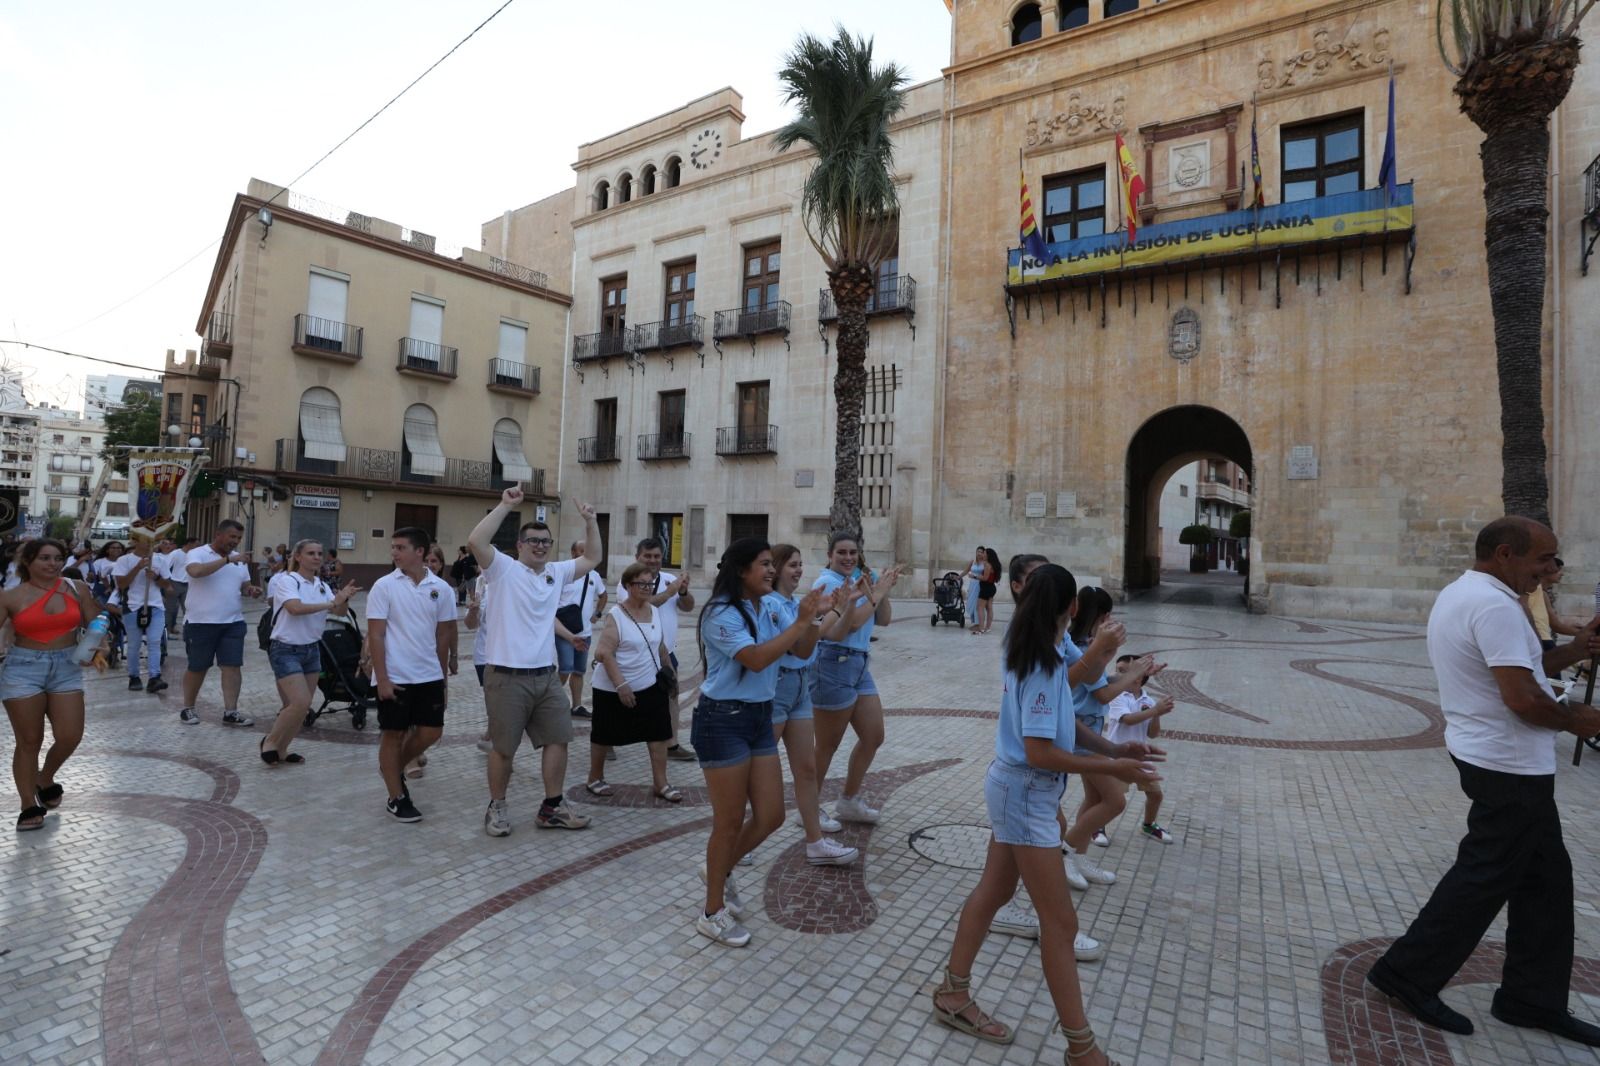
[16,805,47,831]
[282,752,305,764]
[584,779,614,797]
[36,783,63,809]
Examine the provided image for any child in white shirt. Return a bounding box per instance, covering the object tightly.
[1102,653,1178,844]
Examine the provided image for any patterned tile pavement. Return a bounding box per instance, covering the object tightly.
[3,580,1600,1065]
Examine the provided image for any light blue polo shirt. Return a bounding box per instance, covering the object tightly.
[995,658,1074,768]
[1069,636,1109,724]
[771,593,817,669]
[701,597,787,702]
[813,567,873,651]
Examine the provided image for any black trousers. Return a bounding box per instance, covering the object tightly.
[1380,756,1573,1012]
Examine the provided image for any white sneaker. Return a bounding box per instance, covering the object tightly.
[484,799,511,837]
[1063,849,1089,891]
[1074,930,1105,962]
[475,736,493,753]
[834,795,880,824]
[736,852,754,867]
[1075,852,1118,885]
[1091,828,1110,848]
[796,809,845,834]
[805,837,859,866]
[695,907,751,947]
[989,902,1039,939]
[1141,822,1177,845]
[698,862,746,919]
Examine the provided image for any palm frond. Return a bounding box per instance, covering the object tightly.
[773,26,910,272]
[1436,0,1587,74]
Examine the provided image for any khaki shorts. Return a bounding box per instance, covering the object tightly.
[1123,778,1162,796]
[483,667,573,756]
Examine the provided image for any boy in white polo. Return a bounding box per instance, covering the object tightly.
[366,526,458,823]
[468,486,602,836]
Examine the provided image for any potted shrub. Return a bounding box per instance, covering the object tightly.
[1179,523,1214,572]
[1229,510,1251,577]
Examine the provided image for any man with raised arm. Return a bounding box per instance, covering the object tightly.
[469,486,602,836]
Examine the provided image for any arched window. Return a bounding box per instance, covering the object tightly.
[1105,0,1139,15]
[296,387,346,472]
[594,180,609,212]
[617,172,633,204]
[401,403,445,481]
[1010,3,1042,45]
[491,418,533,487]
[1059,0,1089,30]
[663,156,682,189]
[641,164,657,196]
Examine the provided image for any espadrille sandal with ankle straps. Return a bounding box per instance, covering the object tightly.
[930,968,1014,1045]
[1061,1021,1122,1065]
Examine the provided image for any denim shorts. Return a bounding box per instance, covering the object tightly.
[0,647,85,700]
[691,695,778,769]
[556,636,589,675]
[984,759,1067,848]
[809,646,877,711]
[1073,710,1106,756]
[184,620,247,670]
[268,639,322,679]
[772,666,813,725]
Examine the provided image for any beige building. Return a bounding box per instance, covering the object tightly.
[173,179,570,584]
[491,83,945,580]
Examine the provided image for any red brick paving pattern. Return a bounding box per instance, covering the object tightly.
[1148,668,1269,724]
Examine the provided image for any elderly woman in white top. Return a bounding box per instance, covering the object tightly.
[261,540,357,765]
[587,561,681,802]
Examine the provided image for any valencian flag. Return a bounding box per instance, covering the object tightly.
[1377,68,1398,204]
[1019,166,1049,268]
[1115,132,1145,244]
[1250,105,1264,208]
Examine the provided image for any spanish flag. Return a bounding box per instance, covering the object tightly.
[1115,132,1145,244]
[1020,166,1049,265]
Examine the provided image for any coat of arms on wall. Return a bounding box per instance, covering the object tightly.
[1169,308,1200,364]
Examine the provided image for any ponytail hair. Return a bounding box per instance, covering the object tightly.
[696,536,770,674]
[1004,563,1077,679]
[1007,553,1049,602]
[1067,585,1114,646]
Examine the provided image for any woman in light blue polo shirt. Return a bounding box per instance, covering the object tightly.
[931,564,1157,1062]
[809,531,904,827]
[693,537,834,949]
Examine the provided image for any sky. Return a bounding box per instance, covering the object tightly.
[0,0,951,412]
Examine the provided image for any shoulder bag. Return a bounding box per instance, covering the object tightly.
[621,605,675,692]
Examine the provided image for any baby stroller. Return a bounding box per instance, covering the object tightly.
[931,571,967,626]
[308,607,372,730]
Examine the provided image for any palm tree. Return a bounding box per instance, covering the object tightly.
[1438,0,1594,525]
[774,28,908,540]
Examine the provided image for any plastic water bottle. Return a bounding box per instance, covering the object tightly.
[74,613,110,666]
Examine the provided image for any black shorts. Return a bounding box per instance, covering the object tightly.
[978,581,997,600]
[377,679,446,731]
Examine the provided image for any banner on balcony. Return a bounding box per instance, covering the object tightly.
[1009,184,1414,285]
[128,448,203,543]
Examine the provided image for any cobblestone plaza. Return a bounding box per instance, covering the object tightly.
[3,583,1598,1065]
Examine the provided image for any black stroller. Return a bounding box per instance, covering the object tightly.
[931,571,967,626]
[308,607,372,730]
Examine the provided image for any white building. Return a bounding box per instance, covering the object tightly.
[0,409,40,512]
[31,411,128,538]
[85,374,162,420]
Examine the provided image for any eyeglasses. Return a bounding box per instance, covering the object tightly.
[521,537,553,547]
[628,581,656,589]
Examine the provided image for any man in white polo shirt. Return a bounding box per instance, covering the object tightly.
[617,537,696,760]
[113,538,171,694]
[468,486,601,836]
[1368,516,1600,1046]
[180,519,261,726]
[366,526,458,822]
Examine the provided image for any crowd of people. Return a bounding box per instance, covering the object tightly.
[3,508,1600,1062]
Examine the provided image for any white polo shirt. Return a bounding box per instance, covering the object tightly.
[112,551,168,610]
[558,569,606,638]
[267,572,335,645]
[183,545,249,624]
[483,551,577,669]
[366,568,456,684]
[1427,569,1558,775]
[615,569,684,653]
[166,548,189,584]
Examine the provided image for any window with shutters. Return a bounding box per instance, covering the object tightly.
[860,364,900,516]
[601,276,628,336]
[394,503,438,541]
[296,387,346,473]
[664,261,696,326]
[304,270,350,350]
[737,381,770,450]
[728,514,769,544]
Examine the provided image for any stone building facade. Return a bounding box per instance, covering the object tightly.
[175,180,569,584]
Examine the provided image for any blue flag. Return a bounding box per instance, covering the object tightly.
[1378,71,1397,203]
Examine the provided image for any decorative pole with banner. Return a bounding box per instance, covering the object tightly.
[126,447,206,544]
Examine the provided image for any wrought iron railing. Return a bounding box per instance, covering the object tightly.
[493,468,547,496]
[293,314,363,358]
[397,338,459,378]
[273,439,493,492]
[630,315,704,351]
[713,302,792,340]
[573,330,631,362]
[206,311,234,350]
[637,432,691,460]
[819,274,917,322]
[577,435,623,463]
[487,359,540,393]
[715,425,778,456]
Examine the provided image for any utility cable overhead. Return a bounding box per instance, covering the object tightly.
[44,0,522,341]
[3,339,175,377]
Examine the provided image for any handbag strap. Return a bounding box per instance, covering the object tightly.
[619,605,661,672]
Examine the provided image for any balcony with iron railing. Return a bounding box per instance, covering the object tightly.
[819,274,917,323]
[1196,478,1249,507]
[397,338,458,380]
[293,314,363,362]
[577,435,623,463]
[713,302,792,344]
[715,424,778,457]
[204,311,234,359]
[630,315,705,353]
[272,439,506,496]
[637,432,691,461]
[487,359,540,396]
[573,330,631,363]
[1584,153,1600,275]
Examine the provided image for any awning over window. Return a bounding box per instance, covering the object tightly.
[493,419,533,483]
[403,406,446,476]
[298,389,347,462]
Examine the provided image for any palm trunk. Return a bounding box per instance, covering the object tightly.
[828,265,875,541]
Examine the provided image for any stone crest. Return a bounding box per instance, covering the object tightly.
[1169,307,1201,364]
[1025,91,1127,148]
[1169,141,1209,190]
[1258,25,1392,90]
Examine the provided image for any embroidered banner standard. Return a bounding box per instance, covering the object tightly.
[128,449,202,542]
